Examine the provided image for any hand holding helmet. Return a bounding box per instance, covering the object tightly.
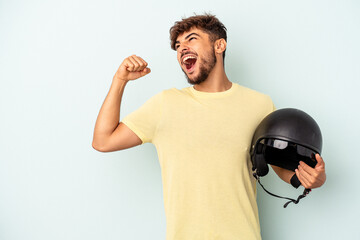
[296,153,326,189]
[250,108,326,207]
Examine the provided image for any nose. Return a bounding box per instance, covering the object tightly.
[178,42,190,54]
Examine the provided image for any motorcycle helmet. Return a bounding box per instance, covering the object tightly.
[250,108,323,207]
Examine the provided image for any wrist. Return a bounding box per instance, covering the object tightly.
[113,73,129,84]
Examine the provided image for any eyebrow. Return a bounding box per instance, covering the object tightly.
[175,32,201,45]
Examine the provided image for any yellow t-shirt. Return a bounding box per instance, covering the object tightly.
[122,82,274,240]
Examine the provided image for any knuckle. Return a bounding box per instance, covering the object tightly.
[309,178,315,185]
[123,59,130,65]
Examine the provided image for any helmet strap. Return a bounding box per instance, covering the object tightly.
[253,173,311,208]
[290,173,302,188]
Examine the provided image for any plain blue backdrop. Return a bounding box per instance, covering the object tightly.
[0,0,359,239]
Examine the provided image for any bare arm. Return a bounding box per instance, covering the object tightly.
[270,165,294,184]
[92,55,151,152]
[271,154,326,189]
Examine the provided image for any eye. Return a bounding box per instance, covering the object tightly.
[175,45,180,50]
[189,37,196,41]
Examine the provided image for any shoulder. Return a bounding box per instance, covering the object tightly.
[234,83,275,112]
[236,83,273,101]
[142,88,188,108]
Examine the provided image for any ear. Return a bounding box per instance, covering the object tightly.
[214,38,227,54]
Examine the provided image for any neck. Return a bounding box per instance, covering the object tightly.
[193,61,232,93]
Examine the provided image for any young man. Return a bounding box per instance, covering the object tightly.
[92,14,326,240]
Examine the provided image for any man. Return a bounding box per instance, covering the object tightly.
[92,14,326,240]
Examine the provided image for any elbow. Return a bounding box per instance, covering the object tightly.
[92,140,108,152]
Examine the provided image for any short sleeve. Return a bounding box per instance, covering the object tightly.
[121,91,163,144]
[272,101,277,111]
[266,95,276,113]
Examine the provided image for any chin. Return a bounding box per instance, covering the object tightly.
[186,74,207,85]
[181,55,215,85]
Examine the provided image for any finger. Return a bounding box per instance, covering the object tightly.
[128,56,141,71]
[299,161,317,176]
[295,169,309,188]
[139,67,151,77]
[136,56,148,69]
[123,57,136,72]
[295,168,311,188]
[315,154,325,170]
[298,164,315,184]
[131,55,146,71]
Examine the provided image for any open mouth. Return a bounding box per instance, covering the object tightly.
[182,55,197,73]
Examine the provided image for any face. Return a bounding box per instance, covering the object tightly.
[175,28,217,85]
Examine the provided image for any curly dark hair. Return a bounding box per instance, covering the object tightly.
[169,13,227,60]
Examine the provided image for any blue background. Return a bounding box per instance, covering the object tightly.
[1,0,359,239]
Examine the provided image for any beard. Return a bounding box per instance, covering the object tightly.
[182,47,217,85]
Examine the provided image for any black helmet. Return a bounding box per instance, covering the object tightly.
[251,108,322,177]
[250,108,323,207]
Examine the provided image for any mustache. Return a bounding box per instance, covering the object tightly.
[181,51,198,59]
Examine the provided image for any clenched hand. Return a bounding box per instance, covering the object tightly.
[115,55,151,82]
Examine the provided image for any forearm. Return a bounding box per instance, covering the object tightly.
[92,75,127,147]
[270,165,295,184]
[92,55,150,150]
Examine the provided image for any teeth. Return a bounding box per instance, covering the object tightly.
[183,55,197,63]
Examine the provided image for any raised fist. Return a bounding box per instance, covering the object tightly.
[115,55,151,82]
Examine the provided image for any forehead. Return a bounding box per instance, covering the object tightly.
[176,27,209,42]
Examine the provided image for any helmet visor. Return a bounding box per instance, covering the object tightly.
[259,138,318,171]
